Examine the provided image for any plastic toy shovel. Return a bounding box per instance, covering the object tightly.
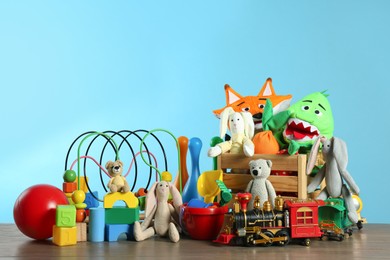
[197,170,223,204]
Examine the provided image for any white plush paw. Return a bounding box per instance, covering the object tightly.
[243,143,254,157]
[208,146,222,157]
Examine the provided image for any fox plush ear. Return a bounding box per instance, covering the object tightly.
[258,78,276,97]
[213,84,243,118]
[225,84,243,105]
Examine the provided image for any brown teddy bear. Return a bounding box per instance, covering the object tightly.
[105,160,130,193]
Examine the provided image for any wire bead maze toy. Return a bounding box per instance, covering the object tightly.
[63,129,182,205]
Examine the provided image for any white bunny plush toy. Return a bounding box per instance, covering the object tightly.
[133,180,182,243]
[208,107,255,157]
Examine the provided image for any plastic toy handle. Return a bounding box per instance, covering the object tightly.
[210,136,223,170]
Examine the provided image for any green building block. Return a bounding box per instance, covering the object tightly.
[56,205,76,227]
[105,206,139,224]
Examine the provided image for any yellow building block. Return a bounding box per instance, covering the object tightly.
[52,226,77,246]
[75,176,89,193]
[103,192,139,208]
[76,222,87,242]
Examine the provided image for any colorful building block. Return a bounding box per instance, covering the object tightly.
[76,222,87,242]
[104,224,135,241]
[52,226,77,246]
[105,206,139,224]
[62,182,77,193]
[85,191,99,209]
[103,192,139,209]
[88,207,105,242]
[56,205,76,227]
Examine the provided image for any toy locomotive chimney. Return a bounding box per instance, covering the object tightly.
[236,192,252,212]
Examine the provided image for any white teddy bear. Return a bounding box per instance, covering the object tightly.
[245,159,276,210]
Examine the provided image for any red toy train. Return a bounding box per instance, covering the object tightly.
[214,193,325,246]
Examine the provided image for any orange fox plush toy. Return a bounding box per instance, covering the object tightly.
[213,78,292,131]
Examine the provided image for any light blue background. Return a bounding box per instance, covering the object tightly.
[1,1,389,224]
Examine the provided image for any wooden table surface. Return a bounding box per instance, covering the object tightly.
[1,224,388,259]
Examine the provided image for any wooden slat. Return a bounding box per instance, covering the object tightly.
[218,154,300,171]
[222,173,298,193]
[297,154,307,199]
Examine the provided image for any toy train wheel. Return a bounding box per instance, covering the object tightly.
[245,234,257,247]
[303,238,311,246]
[262,231,274,247]
[275,230,290,246]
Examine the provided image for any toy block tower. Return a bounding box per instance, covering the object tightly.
[52,205,77,246]
[103,192,139,241]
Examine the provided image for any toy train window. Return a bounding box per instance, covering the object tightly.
[296,207,314,224]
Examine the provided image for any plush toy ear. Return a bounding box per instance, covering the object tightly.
[266,160,273,168]
[105,161,113,170]
[241,111,255,139]
[169,183,183,214]
[306,137,322,175]
[225,84,243,105]
[332,137,348,171]
[219,107,234,139]
[144,182,158,218]
[258,78,275,97]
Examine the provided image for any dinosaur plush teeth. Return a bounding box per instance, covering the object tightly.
[285,119,319,140]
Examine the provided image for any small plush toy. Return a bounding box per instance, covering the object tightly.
[105,160,130,193]
[245,159,276,210]
[133,180,182,243]
[306,136,360,223]
[208,107,255,157]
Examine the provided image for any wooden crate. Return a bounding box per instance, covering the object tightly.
[217,153,308,200]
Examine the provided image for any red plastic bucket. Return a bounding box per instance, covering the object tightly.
[181,203,229,240]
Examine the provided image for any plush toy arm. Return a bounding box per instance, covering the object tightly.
[107,177,113,188]
[245,180,253,193]
[243,137,254,157]
[208,146,222,157]
[140,205,157,231]
[307,167,326,193]
[208,141,232,157]
[265,180,277,206]
[340,169,360,194]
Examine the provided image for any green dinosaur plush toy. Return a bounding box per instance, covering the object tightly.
[266,91,334,155]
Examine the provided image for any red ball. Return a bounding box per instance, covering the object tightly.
[13,184,69,240]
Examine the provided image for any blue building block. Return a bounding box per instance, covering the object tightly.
[88,207,105,242]
[105,224,135,241]
[85,191,99,209]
